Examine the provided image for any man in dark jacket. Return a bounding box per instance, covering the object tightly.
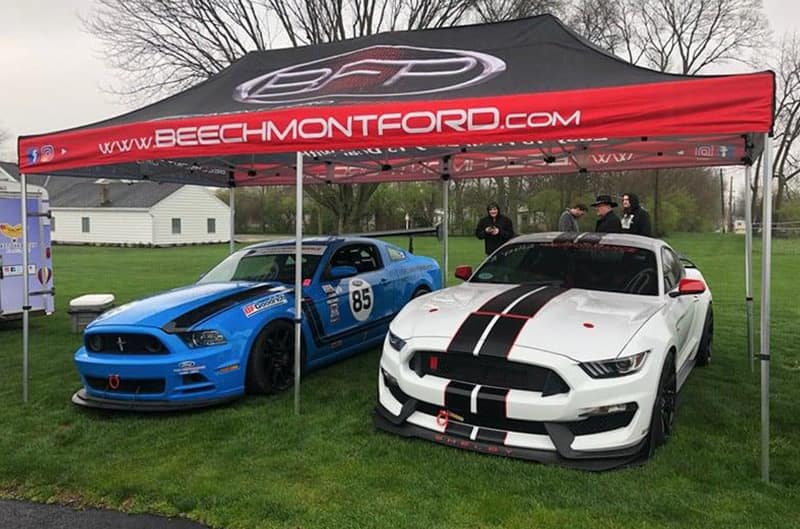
[621,193,653,237]
[591,195,622,233]
[475,201,514,255]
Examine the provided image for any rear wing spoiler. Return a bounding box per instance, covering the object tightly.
[349,225,441,253]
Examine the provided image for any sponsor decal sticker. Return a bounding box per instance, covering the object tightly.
[174,360,206,375]
[242,293,288,318]
[0,223,23,241]
[348,277,374,321]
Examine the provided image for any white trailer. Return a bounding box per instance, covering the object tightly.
[0,172,55,320]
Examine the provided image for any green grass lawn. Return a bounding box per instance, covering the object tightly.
[0,234,798,529]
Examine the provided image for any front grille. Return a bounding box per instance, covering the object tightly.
[85,333,169,355]
[85,376,165,394]
[410,351,569,396]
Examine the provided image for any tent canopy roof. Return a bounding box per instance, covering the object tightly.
[18,14,774,186]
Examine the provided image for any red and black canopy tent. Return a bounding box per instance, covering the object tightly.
[16,15,775,477]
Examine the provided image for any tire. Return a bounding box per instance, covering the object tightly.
[245,320,298,395]
[647,351,677,457]
[411,285,430,300]
[695,306,713,367]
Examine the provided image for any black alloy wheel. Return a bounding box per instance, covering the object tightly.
[648,351,677,457]
[695,306,713,367]
[246,320,296,395]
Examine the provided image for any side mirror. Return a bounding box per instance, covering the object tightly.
[454,265,472,281]
[329,265,358,279]
[669,277,706,297]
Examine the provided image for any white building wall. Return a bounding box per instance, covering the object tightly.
[51,208,153,244]
[150,186,230,245]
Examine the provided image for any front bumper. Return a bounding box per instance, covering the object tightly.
[376,337,660,470]
[73,326,246,410]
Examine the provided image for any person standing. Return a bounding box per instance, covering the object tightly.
[591,195,622,233]
[621,193,652,237]
[475,201,514,255]
[558,203,588,232]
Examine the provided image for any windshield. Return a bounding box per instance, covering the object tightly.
[472,241,659,296]
[198,245,324,284]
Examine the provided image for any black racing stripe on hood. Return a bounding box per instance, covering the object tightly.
[476,316,527,358]
[478,284,541,313]
[506,287,569,317]
[447,313,495,355]
[162,284,281,333]
[478,287,570,357]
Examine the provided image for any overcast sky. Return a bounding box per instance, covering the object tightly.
[0,0,798,161]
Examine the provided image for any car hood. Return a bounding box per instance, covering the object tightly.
[392,283,663,361]
[88,281,289,329]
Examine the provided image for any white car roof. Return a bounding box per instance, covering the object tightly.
[511,232,667,252]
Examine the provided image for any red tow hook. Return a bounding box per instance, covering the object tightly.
[436,409,449,429]
[108,374,120,390]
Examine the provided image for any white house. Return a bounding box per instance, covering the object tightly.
[0,162,230,246]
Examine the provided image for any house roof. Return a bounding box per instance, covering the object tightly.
[0,161,182,208]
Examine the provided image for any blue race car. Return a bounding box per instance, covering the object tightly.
[72,237,440,410]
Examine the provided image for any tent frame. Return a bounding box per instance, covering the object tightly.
[17,132,776,480]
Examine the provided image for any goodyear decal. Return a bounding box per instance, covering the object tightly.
[242,293,288,318]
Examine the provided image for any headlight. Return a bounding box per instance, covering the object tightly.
[181,330,227,348]
[580,350,650,378]
[387,330,407,352]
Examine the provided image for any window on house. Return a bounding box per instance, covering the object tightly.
[50,217,55,232]
[81,217,90,233]
[172,218,181,234]
[207,218,216,234]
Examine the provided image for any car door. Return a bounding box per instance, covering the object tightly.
[314,242,388,355]
[661,247,696,367]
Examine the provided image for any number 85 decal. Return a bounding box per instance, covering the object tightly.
[348,277,374,321]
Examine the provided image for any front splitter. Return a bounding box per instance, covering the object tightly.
[374,404,647,472]
[71,388,239,412]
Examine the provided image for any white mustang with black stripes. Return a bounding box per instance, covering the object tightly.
[375,232,713,470]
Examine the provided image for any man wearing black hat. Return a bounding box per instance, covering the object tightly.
[591,195,622,233]
[475,201,514,255]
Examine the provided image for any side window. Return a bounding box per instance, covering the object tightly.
[326,244,383,276]
[387,246,406,262]
[357,244,383,272]
[661,248,681,292]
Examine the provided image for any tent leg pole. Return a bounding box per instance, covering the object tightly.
[229,186,235,255]
[294,152,303,416]
[744,165,754,372]
[21,173,29,403]
[441,171,449,288]
[760,133,773,483]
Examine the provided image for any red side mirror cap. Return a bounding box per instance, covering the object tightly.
[454,265,472,281]
[675,277,706,296]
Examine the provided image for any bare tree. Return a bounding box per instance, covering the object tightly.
[86,0,479,232]
[84,0,272,100]
[603,0,771,75]
[771,32,800,213]
[473,0,563,22]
